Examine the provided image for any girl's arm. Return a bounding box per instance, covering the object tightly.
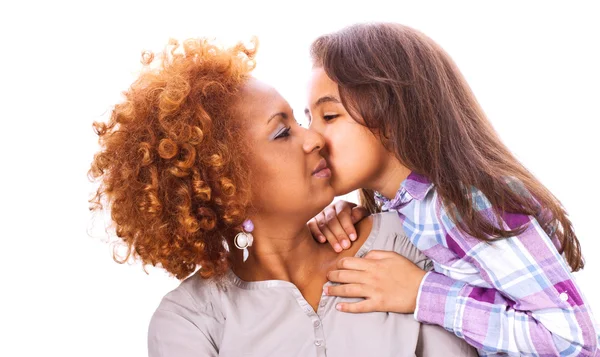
[416,195,599,356]
[321,199,599,356]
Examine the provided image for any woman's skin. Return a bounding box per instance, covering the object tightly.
[228,77,375,311]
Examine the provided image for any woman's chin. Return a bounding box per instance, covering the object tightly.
[311,189,336,209]
[331,180,358,198]
[322,188,336,203]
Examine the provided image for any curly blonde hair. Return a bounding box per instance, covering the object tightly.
[89,38,257,279]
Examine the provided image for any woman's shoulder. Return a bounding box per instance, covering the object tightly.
[355,211,402,234]
[361,212,430,269]
[369,211,408,239]
[151,271,226,324]
[148,272,229,355]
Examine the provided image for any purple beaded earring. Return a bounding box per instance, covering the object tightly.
[234,219,254,262]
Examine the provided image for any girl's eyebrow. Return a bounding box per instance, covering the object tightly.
[312,95,341,109]
[305,95,341,116]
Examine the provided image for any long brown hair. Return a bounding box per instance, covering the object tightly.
[311,23,583,271]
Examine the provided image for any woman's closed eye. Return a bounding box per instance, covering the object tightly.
[274,126,291,139]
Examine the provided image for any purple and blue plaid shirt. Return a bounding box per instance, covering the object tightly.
[376,172,599,356]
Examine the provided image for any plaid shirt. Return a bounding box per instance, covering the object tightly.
[376,172,599,356]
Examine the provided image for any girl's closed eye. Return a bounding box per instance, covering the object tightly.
[323,113,339,121]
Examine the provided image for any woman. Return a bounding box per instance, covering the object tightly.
[305,23,599,356]
[88,38,476,356]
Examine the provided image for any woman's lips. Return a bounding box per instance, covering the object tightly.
[312,159,332,178]
[313,167,332,178]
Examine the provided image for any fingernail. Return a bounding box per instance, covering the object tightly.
[341,240,350,249]
[323,287,328,295]
[334,244,342,252]
[336,303,342,311]
[319,235,326,243]
[349,233,357,241]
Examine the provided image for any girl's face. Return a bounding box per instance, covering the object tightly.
[305,68,391,196]
[234,78,335,221]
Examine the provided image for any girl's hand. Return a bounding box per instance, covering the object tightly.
[308,200,370,252]
[324,250,427,313]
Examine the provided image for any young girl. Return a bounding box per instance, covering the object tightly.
[305,23,599,356]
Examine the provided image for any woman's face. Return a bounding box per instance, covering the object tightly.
[305,67,390,196]
[234,78,334,221]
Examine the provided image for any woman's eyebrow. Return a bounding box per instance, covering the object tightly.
[266,112,287,125]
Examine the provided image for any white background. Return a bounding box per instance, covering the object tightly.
[1,1,598,356]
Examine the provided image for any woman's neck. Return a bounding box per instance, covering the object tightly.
[230,217,331,283]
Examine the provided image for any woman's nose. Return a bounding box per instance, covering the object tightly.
[302,126,326,154]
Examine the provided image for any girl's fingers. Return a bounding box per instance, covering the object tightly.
[307,218,326,243]
[323,206,352,249]
[324,283,369,298]
[335,206,359,242]
[336,257,372,271]
[335,300,376,314]
[316,212,342,252]
[326,269,368,284]
[350,206,370,224]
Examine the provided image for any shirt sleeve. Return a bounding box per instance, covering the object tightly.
[416,322,479,357]
[148,288,221,357]
[414,193,599,356]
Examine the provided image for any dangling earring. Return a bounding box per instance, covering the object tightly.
[234,219,254,262]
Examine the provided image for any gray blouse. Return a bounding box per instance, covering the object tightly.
[148,212,477,356]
